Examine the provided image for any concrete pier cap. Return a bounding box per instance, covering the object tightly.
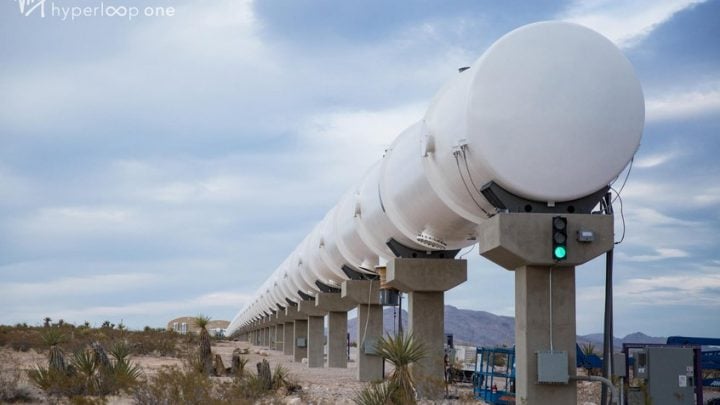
[315,292,356,312]
[477,212,614,269]
[385,258,467,292]
[341,279,381,304]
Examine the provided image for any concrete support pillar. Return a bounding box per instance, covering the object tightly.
[298,300,327,368]
[515,266,577,404]
[357,303,383,381]
[307,315,325,368]
[407,291,445,392]
[293,319,308,362]
[342,280,384,382]
[386,258,467,398]
[327,311,348,368]
[265,327,270,347]
[316,292,355,368]
[477,212,614,405]
[275,323,284,352]
[283,322,294,355]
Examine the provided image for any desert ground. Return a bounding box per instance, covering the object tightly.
[1,336,621,404]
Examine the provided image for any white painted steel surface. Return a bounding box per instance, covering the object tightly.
[228,21,644,333]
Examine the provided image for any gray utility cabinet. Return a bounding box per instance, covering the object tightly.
[629,347,696,405]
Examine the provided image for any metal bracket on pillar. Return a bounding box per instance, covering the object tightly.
[342,264,379,281]
[386,238,460,259]
[315,280,341,293]
[481,181,608,215]
[297,290,315,301]
[285,298,298,307]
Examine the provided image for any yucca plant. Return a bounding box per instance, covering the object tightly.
[374,333,427,405]
[41,329,66,372]
[71,349,100,395]
[353,381,397,405]
[193,315,213,375]
[107,341,142,391]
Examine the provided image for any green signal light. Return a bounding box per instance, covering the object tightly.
[554,246,567,260]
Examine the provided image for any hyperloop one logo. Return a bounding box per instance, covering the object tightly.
[14,0,46,17]
[11,0,176,21]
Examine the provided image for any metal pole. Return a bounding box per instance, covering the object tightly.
[601,192,614,405]
[398,292,403,334]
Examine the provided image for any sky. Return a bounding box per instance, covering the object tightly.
[1,0,719,338]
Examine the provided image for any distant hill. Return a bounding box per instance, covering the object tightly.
[577,332,666,350]
[348,305,664,348]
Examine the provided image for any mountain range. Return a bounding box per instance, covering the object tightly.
[347,305,665,349]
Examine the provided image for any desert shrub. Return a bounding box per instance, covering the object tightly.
[129,329,179,356]
[353,381,397,405]
[193,315,213,376]
[230,351,249,377]
[132,366,215,405]
[133,359,298,405]
[1,323,187,360]
[0,325,44,352]
[28,340,143,398]
[370,333,426,405]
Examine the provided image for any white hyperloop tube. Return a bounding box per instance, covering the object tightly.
[228,21,645,333]
[334,189,381,272]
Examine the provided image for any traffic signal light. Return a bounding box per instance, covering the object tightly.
[552,216,568,261]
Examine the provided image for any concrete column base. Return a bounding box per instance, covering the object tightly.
[307,315,324,368]
[357,303,383,381]
[293,319,308,363]
[408,291,446,398]
[283,322,294,355]
[515,266,577,404]
[328,311,348,368]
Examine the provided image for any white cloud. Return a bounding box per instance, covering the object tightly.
[0,273,157,301]
[646,85,720,122]
[298,103,428,186]
[615,273,720,304]
[625,207,696,226]
[1,291,252,327]
[622,247,689,262]
[634,151,679,168]
[560,0,706,48]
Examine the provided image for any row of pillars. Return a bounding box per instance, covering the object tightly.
[236,258,467,388]
[238,213,613,404]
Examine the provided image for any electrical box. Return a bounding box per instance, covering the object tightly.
[613,353,626,377]
[628,347,695,405]
[537,351,569,384]
[363,337,380,355]
[295,337,306,348]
